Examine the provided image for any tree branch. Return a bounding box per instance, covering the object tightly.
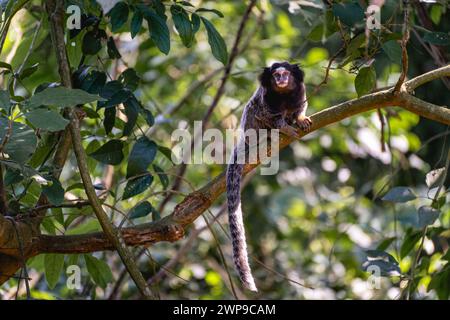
[1,64,449,286]
[28,65,450,254]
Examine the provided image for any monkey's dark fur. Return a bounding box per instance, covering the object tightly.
[226,62,310,292]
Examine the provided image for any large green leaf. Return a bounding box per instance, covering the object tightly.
[139,6,170,54]
[107,1,129,32]
[25,109,69,132]
[400,230,422,259]
[195,8,224,18]
[418,206,440,228]
[127,137,157,178]
[107,37,121,59]
[0,90,10,111]
[381,187,416,203]
[171,5,194,47]
[0,117,37,163]
[423,31,450,46]
[201,17,228,65]
[88,139,124,165]
[26,87,104,109]
[153,164,169,189]
[355,66,376,97]
[44,254,65,289]
[82,30,103,55]
[130,11,143,38]
[119,68,140,91]
[129,201,154,219]
[84,254,114,289]
[122,96,140,136]
[382,41,402,65]
[122,174,153,200]
[332,2,364,27]
[42,178,65,206]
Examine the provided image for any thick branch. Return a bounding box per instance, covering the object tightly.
[32,76,450,254]
[404,64,450,93]
[1,64,449,286]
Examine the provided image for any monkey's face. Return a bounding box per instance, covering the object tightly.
[259,62,304,94]
[272,67,291,89]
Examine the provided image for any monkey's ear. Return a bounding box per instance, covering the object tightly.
[290,64,304,82]
[259,67,272,88]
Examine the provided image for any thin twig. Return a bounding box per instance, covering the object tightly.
[394,0,410,93]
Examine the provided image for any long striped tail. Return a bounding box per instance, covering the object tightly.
[226,149,258,292]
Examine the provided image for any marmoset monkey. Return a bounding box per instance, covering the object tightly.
[226,62,311,292]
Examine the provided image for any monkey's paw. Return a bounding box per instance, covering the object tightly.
[296,115,312,132]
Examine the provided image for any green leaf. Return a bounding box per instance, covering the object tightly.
[346,33,365,56]
[418,206,440,228]
[88,139,124,165]
[332,2,364,27]
[376,237,396,251]
[196,8,224,18]
[201,17,228,65]
[108,2,129,32]
[129,201,154,219]
[355,66,376,97]
[123,96,140,136]
[103,107,116,135]
[0,61,13,72]
[84,254,114,289]
[362,250,401,276]
[141,109,154,127]
[191,13,201,35]
[100,81,124,100]
[123,174,153,200]
[80,71,107,95]
[130,11,143,38]
[153,164,169,189]
[171,5,194,47]
[366,250,398,264]
[27,87,104,109]
[179,1,195,7]
[140,6,170,54]
[428,266,450,299]
[127,137,157,178]
[107,37,121,59]
[42,178,65,206]
[381,186,416,203]
[423,31,450,46]
[362,260,401,277]
[426,167,445,189]
[158,145,176,164]
[400,230,422,259]
[104,89,132,108]
[25,109,69,132]
[19,63,39,80]
[382,40,402,65]
[119,68,141,91]
[0,117,37,163]
[4,168,24,186]
[44,254,65,289]
[41,217,56,235]
[82,30,103,55]
[0,90,10,111]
